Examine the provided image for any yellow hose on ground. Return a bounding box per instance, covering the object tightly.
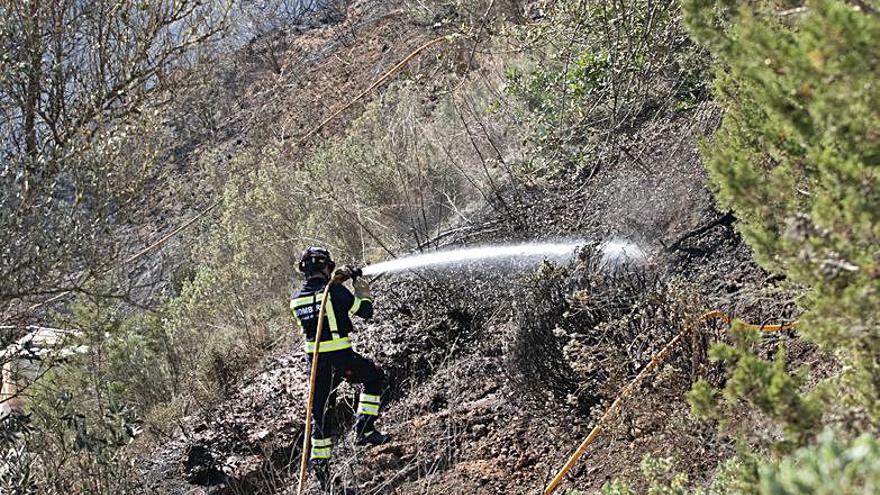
[700,309,799,332]
[296,281,334,495]
[542,310,800,495]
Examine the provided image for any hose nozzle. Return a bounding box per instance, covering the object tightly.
[332,265,364,283]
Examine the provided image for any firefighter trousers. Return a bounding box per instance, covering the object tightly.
[306,348,385,460]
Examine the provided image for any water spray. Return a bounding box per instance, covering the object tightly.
[598,238,647,270]
[351,241,585,280]
[346,239,648,281]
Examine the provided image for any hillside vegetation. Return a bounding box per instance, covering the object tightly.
[1,0,877,494]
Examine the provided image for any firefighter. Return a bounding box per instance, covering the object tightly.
[291,247,390,489]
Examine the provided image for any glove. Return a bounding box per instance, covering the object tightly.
[332,265,354,283]
[332,265,363,283]
[353,277,372,300]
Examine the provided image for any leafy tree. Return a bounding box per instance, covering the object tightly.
[0,1,228,489]
[683,0,880,432]
[0,0,228,323]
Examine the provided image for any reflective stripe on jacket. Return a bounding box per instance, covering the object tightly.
[291,277,373,353]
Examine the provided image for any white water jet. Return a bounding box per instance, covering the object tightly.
[360,241,583,276]
[599,238,646,269]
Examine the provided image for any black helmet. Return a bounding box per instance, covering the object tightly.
[298,246,336,275]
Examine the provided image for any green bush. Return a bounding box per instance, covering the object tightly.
[598,434,880,494]
[759,432,880,494]
[3,295,143,494]
[678,0,880,491]
[599,455,703,495]
[683,0,880,426]
[504,0,710,176]
[687,331,826,452]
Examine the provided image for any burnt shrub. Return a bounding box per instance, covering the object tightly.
[507,248,706,414]
[507,262,580,409]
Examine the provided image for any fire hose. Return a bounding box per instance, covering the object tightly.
[295,268,378,494]
[542,311,800,495]
[295,279,333,495]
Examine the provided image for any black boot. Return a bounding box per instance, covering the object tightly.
[354,415,390,446]
[309,458,331,491]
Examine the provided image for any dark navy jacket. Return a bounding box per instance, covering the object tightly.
[290,277,373,353]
